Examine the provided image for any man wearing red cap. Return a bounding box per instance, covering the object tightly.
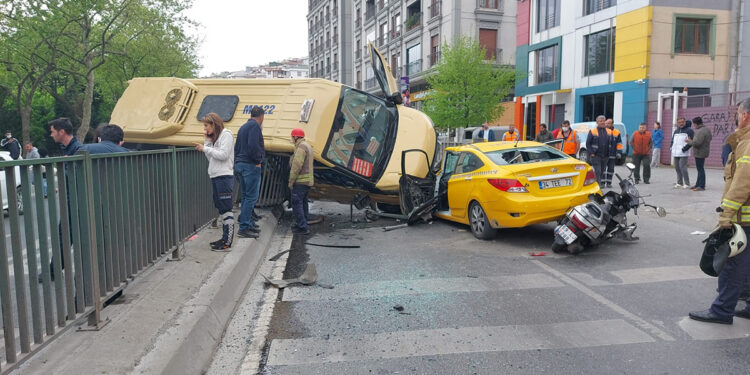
[289,128,314,235]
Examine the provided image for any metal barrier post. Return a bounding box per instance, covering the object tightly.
[169,147,183,260]
[81,152,106,329]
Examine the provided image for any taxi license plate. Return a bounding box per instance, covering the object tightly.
[557,225,578,244]
[539,178,573,189]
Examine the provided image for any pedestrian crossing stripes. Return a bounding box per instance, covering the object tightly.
[266,319,655,367]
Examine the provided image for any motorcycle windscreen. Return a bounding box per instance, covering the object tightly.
[369,43,402,103]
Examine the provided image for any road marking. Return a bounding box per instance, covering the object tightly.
[237,231,293,375]
[281,273,564,302]
[531,260,675,342]
[265,319,655,367]
[569,266,711,286]
[678,316,750,340]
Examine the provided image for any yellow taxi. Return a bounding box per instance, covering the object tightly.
[433,141,601,239]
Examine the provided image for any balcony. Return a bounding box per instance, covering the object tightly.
[378,35,387,46]
[333,61,339,71]
[391,28,401,40]
[356,49,362,59]
[406,12,422,31]
[429,1,441,19]
[332,34,338,45]
[355,18,362,29]
[326,66,331,75]
[365,77,377,89]
[391,66,402,79]
[326,40,331,49]
[407,59,422,75]
[429,51,441,66]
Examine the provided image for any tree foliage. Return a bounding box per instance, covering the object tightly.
[0,0,199,151]
[423,37,515,130]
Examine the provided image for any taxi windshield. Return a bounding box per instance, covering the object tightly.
[485,146,569,165]
[324,87,395,179]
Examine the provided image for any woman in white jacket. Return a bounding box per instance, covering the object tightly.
[195,113,235,251]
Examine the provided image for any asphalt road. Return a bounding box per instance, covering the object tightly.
[250,165,750,375]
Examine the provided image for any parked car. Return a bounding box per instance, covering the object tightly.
[0,151,25,213]
[430,141,601,239]
[572,122,629,165]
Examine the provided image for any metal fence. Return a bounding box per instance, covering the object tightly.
[0,147,215,372]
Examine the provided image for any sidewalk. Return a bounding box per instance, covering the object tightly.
[10,209,279,375]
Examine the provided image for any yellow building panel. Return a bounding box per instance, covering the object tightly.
[614,6,652,83]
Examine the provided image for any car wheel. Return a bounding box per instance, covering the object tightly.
[551,238,567,253]
[15,186,23,215]
[577,148,588,162]
[469,201,496,240]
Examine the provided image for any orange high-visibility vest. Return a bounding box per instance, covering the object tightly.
[612,128,623,150]
[503,132,519,141]
[557,129,578,155]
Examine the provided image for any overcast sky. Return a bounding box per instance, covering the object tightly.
[183,0,309,77]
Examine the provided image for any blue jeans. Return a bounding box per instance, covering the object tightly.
[695,157,706,188]
[235,162,261,231]
[291,184,310,230]
[711,226,750,319]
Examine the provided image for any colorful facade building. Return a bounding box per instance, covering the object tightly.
[514,0,745,141]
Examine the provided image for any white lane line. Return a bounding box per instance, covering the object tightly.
[281,273,564,302]
[569,266,711,286]
[531,260,675,342]
[265,319,655,367]
[237,231,293,375]
[678,316,750,341]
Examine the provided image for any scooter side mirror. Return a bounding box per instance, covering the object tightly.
[625,162,636,171]
[656,207,667,217]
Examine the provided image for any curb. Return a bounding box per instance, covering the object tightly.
[136,212,280,374]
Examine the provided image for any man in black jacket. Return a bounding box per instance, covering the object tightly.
[234,106,265,239]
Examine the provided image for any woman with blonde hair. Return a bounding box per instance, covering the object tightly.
[195,112,235,251]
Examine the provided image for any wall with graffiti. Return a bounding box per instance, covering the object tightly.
[647,104,737,168]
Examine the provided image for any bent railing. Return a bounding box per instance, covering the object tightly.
[0,147,214,372]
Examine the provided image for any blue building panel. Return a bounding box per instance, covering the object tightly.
[573,80,649,137]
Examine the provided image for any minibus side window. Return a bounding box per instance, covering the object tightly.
[325,88,394,178]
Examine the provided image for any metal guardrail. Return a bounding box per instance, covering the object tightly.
[0,147,215,372]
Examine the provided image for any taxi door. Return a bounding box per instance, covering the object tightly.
[369,43,403,105]
[448,151,484,219]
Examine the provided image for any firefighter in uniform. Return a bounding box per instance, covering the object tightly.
[289,128,314,235]
[689,98,750,324]
[556,120,579,157]
[503,126,519,142]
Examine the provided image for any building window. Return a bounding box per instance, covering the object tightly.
[581,92,614,122]
[478,0,499,9]
[584,28,615,76]
[479,28,498,60]
[535,45,557,85]
[407,44,422,75]
[674,17,711,55]
[583,0,615,16]
[673,87,711,108]
[537,0,560,32]
[430,34,440,66]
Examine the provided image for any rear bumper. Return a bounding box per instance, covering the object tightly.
[483,184,601,228]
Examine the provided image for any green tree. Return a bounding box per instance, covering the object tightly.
[423,37,515,130]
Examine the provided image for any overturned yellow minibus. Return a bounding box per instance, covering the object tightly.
[110,45,437,213]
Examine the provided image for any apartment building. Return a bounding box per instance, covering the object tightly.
[348,0,516,110]
[307,0,353,84]
[514,0,749,139]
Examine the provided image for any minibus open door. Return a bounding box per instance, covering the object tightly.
[368,43,403,106]
[399,149,438,224]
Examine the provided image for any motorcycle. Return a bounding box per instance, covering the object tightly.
[551,163,667,254]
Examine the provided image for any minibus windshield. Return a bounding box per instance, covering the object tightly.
[324,87,395,179]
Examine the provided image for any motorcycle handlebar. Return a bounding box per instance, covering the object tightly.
[615,173,623,182]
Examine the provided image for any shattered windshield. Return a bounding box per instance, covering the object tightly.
[485,147,568,166]
[324,88,394,179]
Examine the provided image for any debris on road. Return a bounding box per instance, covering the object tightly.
[188,234,199,241]
[529,252,547,257]
[691,231,707,235]
[305,242,361,249]
[393,304,404,312]
[318,283,335,289]
[262,264,317,289]
[383,223,408,232]
[268,249,291,261]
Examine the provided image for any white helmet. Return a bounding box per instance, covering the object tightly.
[700,224,747,277]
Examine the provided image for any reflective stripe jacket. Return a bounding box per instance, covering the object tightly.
[556,130,578,155]
[503,131,519,141]
[289,138,314,187]
[720,126,750,227]
[586,127,616,158]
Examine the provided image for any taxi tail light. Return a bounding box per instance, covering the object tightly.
[488,179,528,193]
[583,170,597,186]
